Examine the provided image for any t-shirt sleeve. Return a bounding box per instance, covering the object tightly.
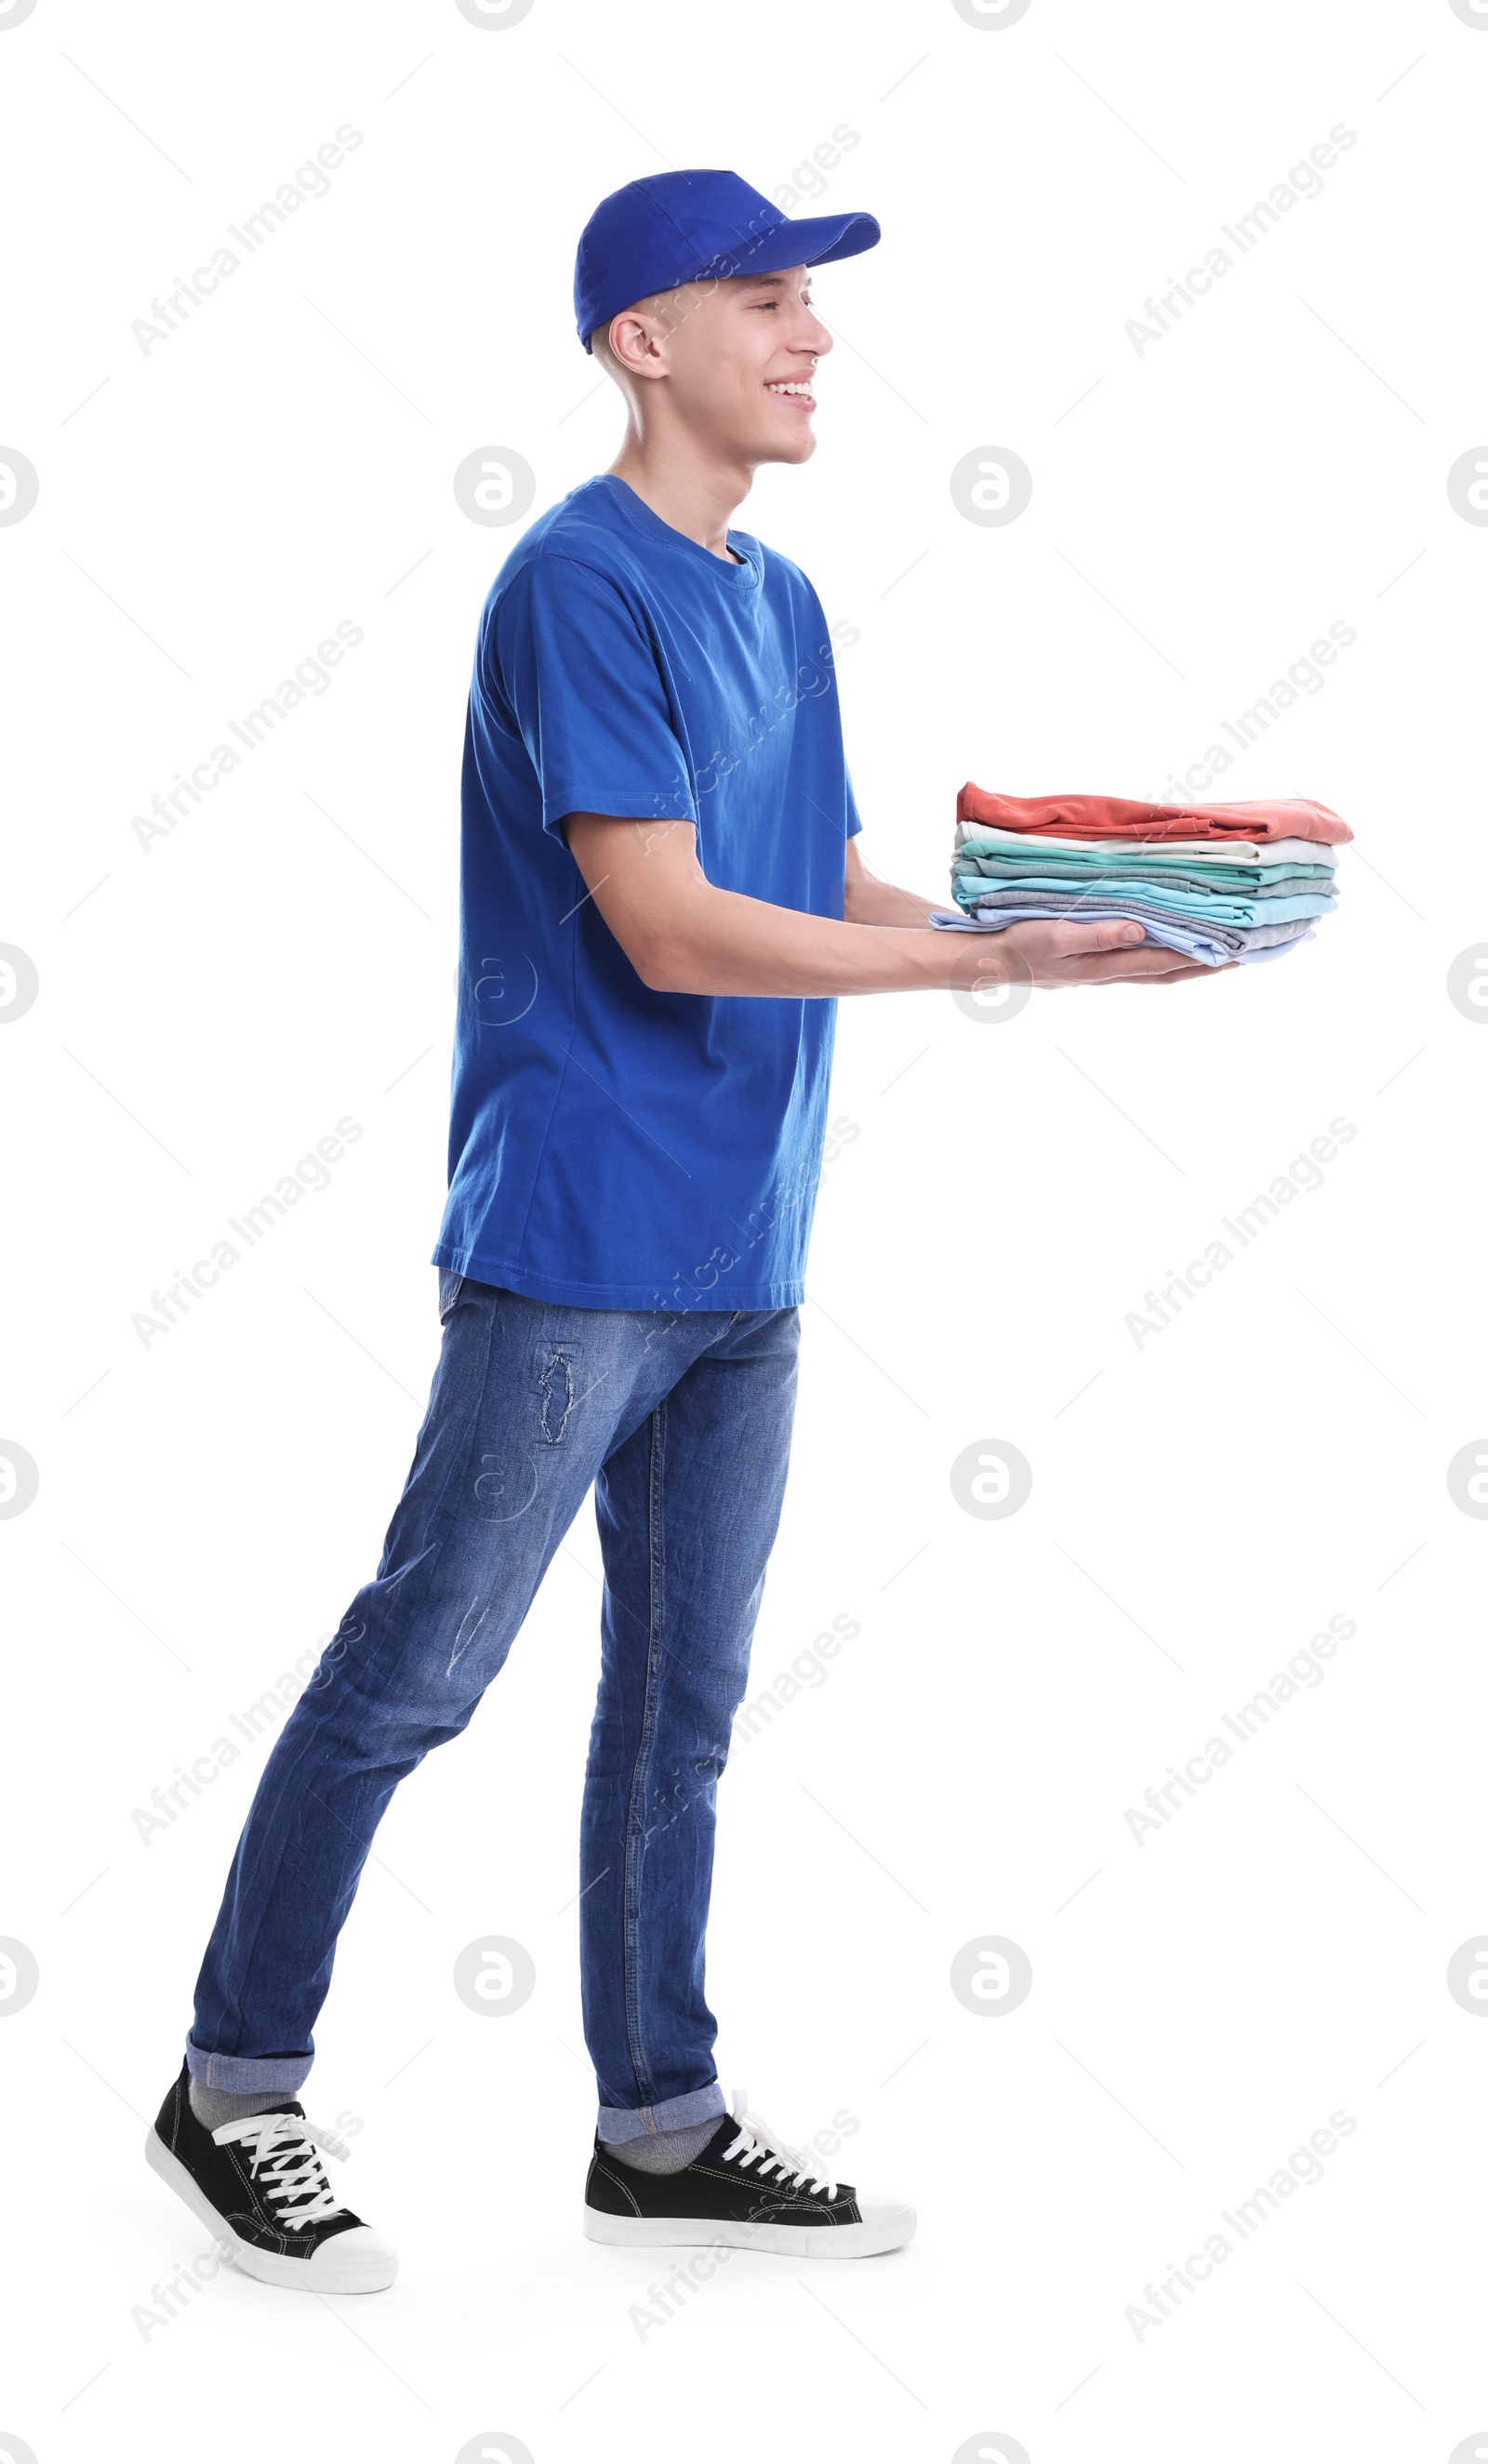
[488,552,698,839]
[844,762,863,840]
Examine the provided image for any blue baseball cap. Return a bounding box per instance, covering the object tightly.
[574,168,881,351]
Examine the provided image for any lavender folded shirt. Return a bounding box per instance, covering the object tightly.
[929,906,1315,967]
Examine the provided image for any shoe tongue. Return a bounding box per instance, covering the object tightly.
[702,2108,741,2155]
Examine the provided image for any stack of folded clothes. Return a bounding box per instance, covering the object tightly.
[934,786,1351,967]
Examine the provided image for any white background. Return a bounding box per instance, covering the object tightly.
[4,1,1487,2458]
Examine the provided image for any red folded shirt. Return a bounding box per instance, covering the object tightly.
[958,784,1352,846]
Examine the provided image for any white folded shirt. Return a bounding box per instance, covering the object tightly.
[952,823,1339,869]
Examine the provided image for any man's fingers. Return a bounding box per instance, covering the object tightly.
[1014,918,1148,956]
[1054,947,1200,982]
[1054,946,1216,975]
[963,921,1243,990]
[1121,961,1227,985]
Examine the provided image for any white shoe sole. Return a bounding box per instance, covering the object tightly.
[583,2203,916,2259]
[144,2129,399,2292]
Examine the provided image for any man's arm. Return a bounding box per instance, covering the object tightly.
[842,838,944,928]
[564,815,1216,995]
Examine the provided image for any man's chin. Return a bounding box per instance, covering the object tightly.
[751,425,818,469]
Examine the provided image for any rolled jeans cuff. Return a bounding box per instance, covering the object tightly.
[185,2036,314,2097]
[596,2081,726,2145]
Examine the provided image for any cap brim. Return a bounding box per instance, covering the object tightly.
[707,209,882,279]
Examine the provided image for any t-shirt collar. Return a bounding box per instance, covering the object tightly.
[595,472,760,588]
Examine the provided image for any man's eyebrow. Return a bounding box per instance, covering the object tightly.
[739,272,813,291]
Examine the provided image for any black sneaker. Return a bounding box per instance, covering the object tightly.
[145,2061,398,2292]
[583,2090,915,2259]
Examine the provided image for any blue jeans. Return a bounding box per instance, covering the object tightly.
[188,1274,799,2142]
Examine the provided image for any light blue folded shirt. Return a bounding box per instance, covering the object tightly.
[950,878,1336,927]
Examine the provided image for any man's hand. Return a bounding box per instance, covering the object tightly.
[954,919,1232,990]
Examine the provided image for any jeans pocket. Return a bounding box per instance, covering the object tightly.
[437,1268,466,1324]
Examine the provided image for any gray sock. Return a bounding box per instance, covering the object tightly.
[608,2113,723,2175]
[189,2076,294,2132]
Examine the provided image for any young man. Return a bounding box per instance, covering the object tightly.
[146,169,1209,2293]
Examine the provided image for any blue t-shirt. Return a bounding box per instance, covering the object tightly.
[432,473,860,1312]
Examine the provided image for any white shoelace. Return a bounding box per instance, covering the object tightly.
[212,2110,352,2231]
[722,2102,839,2202]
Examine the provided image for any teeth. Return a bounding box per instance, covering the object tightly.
[767,382,814,395]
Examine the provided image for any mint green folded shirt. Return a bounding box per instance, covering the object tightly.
[952,845,1336,891]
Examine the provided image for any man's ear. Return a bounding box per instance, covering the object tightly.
[607,309,669,381]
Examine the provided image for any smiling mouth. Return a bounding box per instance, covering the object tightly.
[765,380,816,407]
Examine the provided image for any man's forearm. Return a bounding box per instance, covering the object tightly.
[636,877,977,996]
[565,812,1194,997]
[844,866,945,929]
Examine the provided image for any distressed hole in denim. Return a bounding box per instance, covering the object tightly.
[538,1349,577,1443]
[446,1596,490,1678]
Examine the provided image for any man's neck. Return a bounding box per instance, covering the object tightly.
[606,438,751,563]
